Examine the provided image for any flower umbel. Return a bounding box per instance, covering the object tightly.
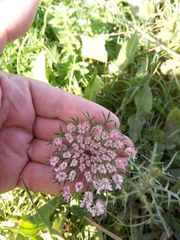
[48,112,137,217]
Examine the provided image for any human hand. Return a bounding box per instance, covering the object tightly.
[0,0,134,195]
[0,0,40,53]
[0,72,133,194]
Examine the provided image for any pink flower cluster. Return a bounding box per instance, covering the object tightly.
[48,113,136,217]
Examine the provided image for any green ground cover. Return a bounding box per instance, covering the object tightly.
[0,0,180,239]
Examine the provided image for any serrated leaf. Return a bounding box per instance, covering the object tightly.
[114,31,139,71]
[135,83,152,115]
[81,34,108,63]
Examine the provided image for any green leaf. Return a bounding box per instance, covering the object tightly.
[52,211,67,236]
[16,233,28,240]
[128,112,146,143]
[19,218,39,236]
[114,31,139,71]
[83,69,102,101]
[81,34,108,63]
[19,196,61,236]
[164,107,180,146]
[166,106,180,123]
[30,236,44,240]
[135,83,153,115]
[169,169,180,181]
[170,180,180,193]
[128,83,152,142]
[163,213,180,239]
[141,232,161,240]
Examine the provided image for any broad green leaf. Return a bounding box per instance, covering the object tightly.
[166,107,180,124]
[81,34,108,63]
[19,197,61,236]
[135,83,152,115]
[83,69,102,101]
[16,233,28,240]
[19,218,39,236]
[20,179,54,236]
[30,236,44,240]
[114,31,139,71]
[128,112,146,143]
[128,83,152,142]
[164,107,180,146]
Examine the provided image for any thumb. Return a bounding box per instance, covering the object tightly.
[0,0,40,53]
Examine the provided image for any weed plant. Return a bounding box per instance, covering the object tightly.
[0,0,180,239]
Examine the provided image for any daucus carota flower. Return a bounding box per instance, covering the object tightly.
[62,186,71,202]
[125,147,137,160]
[49,156,59,167]
[48,112,137,217]
[75,182,84,192]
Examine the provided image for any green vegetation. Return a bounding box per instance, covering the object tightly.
[0,0,180,239]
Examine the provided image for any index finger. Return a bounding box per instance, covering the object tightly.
[27,76,120,128]
[0,0,40,53]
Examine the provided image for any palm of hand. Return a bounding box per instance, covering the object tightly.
[0,73,123,194]
[0,0,125,194]
[0,74,35,193]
